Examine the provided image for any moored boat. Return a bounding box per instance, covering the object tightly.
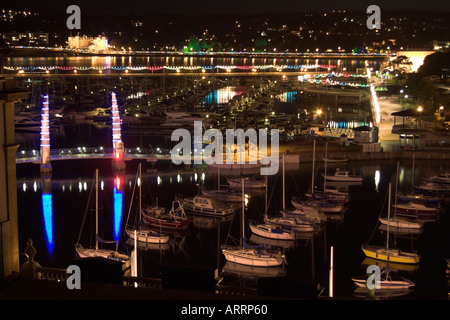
[182,195,235,217]
[322,169,363,182]
[249,222,296,241]
[141,200,190,230]
[352,268,415,290]
[228,177,266,189]
[378,217,422,229]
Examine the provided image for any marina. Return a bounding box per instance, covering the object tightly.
[0,3,449,307]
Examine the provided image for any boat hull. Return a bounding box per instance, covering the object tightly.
[378,217,422,229]
[249,224,296,240]
[141,212,190,230]
[361,245,420,264]
[221,247,283,267]
[125,229,170,244]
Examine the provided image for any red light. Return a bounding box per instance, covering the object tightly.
[116,152,120,159]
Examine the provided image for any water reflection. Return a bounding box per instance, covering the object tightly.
[113,175,124,241]
[5,56,381,73]
[41,175,54,258]
[201,86,246,107]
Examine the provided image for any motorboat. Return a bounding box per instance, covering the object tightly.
[249,222,296,241]
[182,195,235,217]
[322,169,363,182]
[228,177,266,189]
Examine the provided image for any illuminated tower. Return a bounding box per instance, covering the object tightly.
[40,95,52,173]
[111,92,126,170]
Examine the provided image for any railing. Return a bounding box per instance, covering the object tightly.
[37,266,70,282]
[16,146,173,163]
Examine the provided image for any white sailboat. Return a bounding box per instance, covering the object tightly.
[264,154,315,234]
[352,267,415,290]
[379,162,422,230]
[125,164,170,244]
[75,169,130,263]
[221,179,286,267]
[201,166,244,202]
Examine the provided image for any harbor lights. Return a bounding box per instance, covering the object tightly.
[111,92,126,171]
[417,106,423,128]
[40,95,52,173]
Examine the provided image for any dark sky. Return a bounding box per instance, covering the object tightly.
[5,0,450,15]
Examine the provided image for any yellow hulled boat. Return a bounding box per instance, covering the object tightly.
[361,244,420,265]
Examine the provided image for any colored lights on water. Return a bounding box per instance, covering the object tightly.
[41,193,54,255]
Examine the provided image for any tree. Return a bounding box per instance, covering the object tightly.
[389,55,413,74]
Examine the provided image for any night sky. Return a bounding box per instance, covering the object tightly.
[4,0,450,15]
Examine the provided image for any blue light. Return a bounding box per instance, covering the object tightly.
[41,193,54,255]
[113,186,123,241]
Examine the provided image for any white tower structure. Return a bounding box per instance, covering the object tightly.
[40,95,52,173]
[111,92,126,170]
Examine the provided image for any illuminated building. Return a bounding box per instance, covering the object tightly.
[67,34,108,51]
[0,75,29,278]
[2,32,48,46]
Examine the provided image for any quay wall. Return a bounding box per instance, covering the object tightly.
[283,151,450,163]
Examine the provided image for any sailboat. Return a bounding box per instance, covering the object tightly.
[263,154,315,235]
[379,162,422,230]
[361,183,420,265]
[352,267,415,290]
[304,140,350,203]
[221,179,286,267]
[201,166,244,203]
[227,177,266,189]
[75,169,130,263]
[141,198,190,231]
[125,164,170,244]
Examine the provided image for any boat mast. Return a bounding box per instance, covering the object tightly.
[324,142,328,193]
[95,168,99,251]
[282,153,285,210]
[241,178,245,247]
[394,162,399,217]
[139,163,142,222]
[311,140,316,193]
[387,182,391,251]
[265,175,268,217]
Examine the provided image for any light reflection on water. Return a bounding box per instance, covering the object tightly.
[5,56,381,73]
[16,158,450,299]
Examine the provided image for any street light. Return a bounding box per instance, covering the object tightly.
[417,106,423,129]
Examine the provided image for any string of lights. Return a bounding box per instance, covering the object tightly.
[4,64,338,72]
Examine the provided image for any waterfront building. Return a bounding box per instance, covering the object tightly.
[0,75,29,278]
[2,32,48,46]
[67,34,108,51]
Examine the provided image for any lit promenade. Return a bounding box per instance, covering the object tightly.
[15,147,163,164]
